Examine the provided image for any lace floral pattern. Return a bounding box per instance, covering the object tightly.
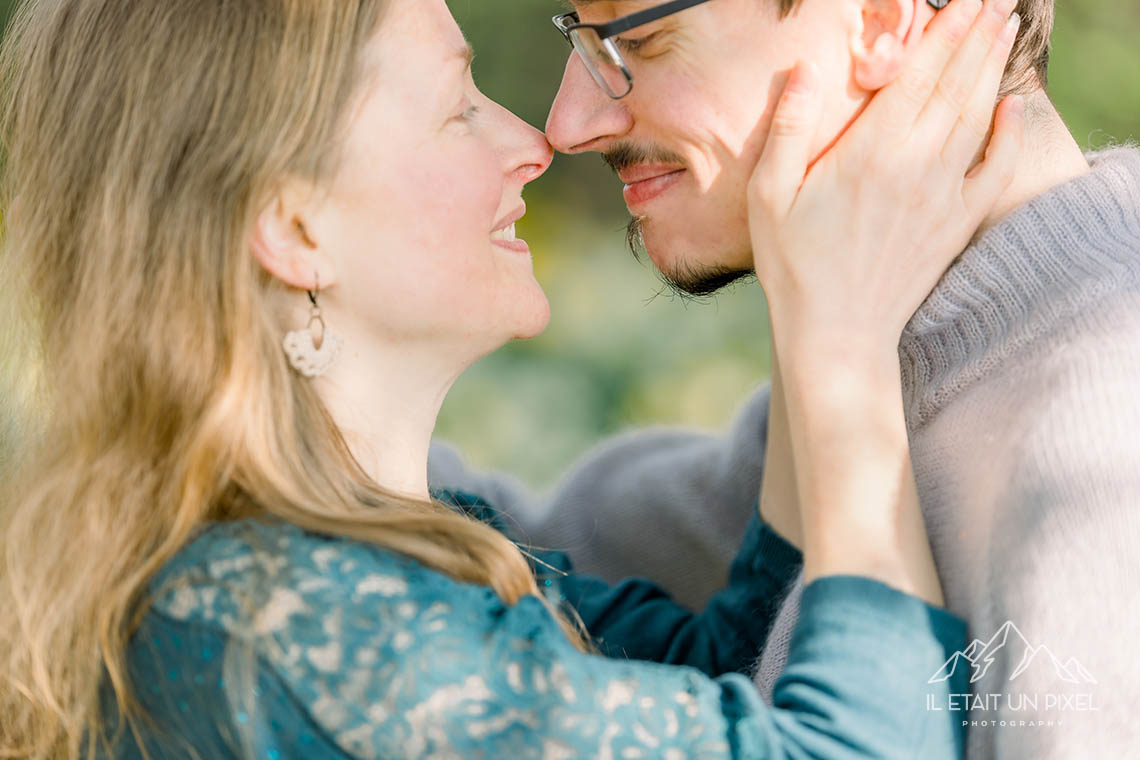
[126,485,967,760]
[149,517,781,758]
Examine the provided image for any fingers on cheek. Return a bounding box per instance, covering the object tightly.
[946,0,985,43]
[923,5,976,75]
[747,178,782,220]
[992,95,1026,170]
[770,76,819,138]
[862,144,916,200]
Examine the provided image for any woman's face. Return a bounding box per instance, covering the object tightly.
[308,0,554,360]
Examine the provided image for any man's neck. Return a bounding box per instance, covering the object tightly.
[977,90,1091,237]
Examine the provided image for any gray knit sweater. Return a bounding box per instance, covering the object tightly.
[430,146,1140,757]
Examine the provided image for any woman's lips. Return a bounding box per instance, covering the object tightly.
[621,169,685,208]
[490,207,530,255]
[492,237,530,254]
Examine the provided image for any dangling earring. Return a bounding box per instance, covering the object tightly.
[283,273,344,378]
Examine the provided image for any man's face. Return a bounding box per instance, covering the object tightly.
[546,0,873,295]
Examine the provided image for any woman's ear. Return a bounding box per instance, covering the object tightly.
[848,0,925,91]
[250,182,336,292]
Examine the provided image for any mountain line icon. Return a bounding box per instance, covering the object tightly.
[928,620,1098,686]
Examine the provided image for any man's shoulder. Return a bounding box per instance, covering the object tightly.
[1061,145,1140,280]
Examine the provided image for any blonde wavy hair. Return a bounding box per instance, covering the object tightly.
[0,1,583,757]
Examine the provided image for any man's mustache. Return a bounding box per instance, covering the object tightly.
[602,143,687,175]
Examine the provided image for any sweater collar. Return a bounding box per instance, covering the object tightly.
[898,146,1140,428]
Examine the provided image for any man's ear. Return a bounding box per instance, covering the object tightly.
[250,181,336,292]
[848,0,926,90]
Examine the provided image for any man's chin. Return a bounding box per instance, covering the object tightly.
[628,217,753,298]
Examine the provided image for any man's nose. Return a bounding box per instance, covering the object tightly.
[545,51,633,155]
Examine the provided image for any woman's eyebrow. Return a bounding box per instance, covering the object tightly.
[454,43,475,71]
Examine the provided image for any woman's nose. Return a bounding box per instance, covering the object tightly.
[509,119,554,185]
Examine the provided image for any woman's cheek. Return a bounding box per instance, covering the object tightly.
[415,151,500,247]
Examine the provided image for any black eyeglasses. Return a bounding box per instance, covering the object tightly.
[554,0,953,100]
[552,0,715,99]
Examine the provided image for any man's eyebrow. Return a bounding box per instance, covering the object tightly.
[562,0,658,12]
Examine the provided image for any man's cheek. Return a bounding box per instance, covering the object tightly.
[684,110,774,193]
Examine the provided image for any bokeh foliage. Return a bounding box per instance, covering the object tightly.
[0,1,1135,488]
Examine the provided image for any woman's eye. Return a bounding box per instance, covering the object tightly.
[450,102,480,128]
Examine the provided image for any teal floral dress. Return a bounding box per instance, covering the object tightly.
[101,490,968,758]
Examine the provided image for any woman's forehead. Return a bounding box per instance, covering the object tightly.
[376,0,469,58]
[362,1,469,91]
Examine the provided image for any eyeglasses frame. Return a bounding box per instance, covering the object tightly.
[553,0,953,99]
[552,0,716,99]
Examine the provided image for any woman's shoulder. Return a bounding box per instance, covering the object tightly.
[146,516,493,639]
[129,513,589,756]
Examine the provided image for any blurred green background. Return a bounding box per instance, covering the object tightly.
[1,1,1136,489]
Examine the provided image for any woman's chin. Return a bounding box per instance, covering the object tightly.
[511,293,551,341]
[459,285,550,351]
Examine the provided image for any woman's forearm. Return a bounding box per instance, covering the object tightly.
[758,346,804,549]
[776,340,946,607]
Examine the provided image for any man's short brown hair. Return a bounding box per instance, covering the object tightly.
[777,0,1053,95]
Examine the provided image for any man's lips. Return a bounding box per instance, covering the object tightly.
[616,164,685,185]
[620,166,685,208]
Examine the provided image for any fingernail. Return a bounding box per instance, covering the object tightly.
[1010,94,1025,117]
[1001,12,1021,42]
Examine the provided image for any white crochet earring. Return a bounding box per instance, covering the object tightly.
[283,273,344,378]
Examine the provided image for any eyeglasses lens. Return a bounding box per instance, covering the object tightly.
[569,27,631,98]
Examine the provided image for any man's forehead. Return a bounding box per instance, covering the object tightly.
[567,0,713,25]
[566,0,658,13]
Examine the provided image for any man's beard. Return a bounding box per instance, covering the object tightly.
[626,216,753,299]
[603,145,753,298]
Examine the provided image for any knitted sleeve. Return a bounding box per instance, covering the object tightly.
[428,383,773,612]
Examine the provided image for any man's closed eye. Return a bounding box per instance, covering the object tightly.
[614,32,663,56]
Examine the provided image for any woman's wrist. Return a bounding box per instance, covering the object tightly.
[779,358,907,442]
[758,367,805,548]
[770,331,946,607]
[771,328,913,530]
[769,316,904,399]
